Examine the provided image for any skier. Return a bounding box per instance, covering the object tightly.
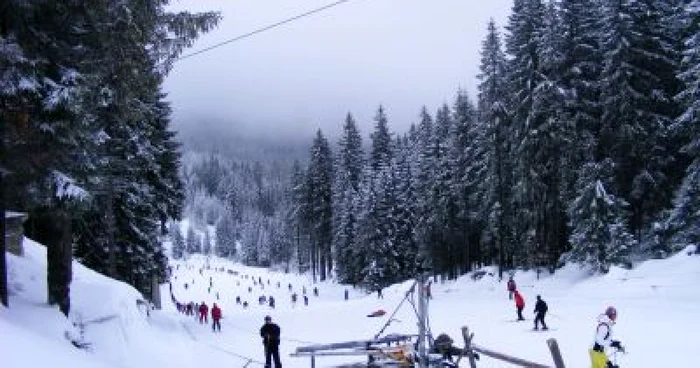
[211,303,222,332]
[303,295,309,306]
[344,289,349,301]
[269,296,275,309]
[377,288,383,299]
[514,290,525,321]
[260,315,282,368]
[426,281,433,300]
[313,287,318,297]
[199,302,209,324]
[590,306,625,368]
[533,295,548,330]
[507,277,516,300]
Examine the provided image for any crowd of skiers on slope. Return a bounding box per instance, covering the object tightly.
[507,276,625,368]
[168,263,329,336]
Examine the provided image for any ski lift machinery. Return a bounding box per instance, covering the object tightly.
[291,271,567,368]
[291,272,468,367]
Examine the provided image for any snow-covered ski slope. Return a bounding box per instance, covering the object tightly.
[3,238,699,367]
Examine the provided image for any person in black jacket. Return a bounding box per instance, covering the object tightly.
[260,315,282,368]
[533,295,548,330]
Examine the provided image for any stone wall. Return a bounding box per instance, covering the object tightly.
[5,212,27,256]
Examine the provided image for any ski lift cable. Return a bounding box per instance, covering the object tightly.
[204,341,266,366]
[222,322,319,346]
[174,0,358,63]
[373,280,417,340]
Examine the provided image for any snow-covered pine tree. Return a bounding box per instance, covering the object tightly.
[599,0,683,240]
[505,0,547,267]
[477,19,515,274]
[414,107,437,269]
[392,136,420,281]
[149,98,185,236]
[527,0,570,269]
[202,230,212,255]
[186,226,198,255]
[370,105,393,172]
[305,130,334,281]
[567,161,634,273]
[667,0,700,253]
[332,113,364,284]
[558,0,605,206]
[432,104,457,277]
[448,90,483,274]
[369,164,403,287]
[1,0,103,315]
[170,222,185,259]
[215,212,238,259]
[287,160,311,273]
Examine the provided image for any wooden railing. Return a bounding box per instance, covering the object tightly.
[459,326,565,368]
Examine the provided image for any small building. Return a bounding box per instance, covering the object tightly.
[5,211,27,257]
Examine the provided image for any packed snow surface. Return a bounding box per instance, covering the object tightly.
[4,238,700,367]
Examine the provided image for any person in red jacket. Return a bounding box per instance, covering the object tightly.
[514,290,525,321]
[199,302,209,324]
[211,303,222,332]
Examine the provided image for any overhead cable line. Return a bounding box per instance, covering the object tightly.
[175,0,356,63]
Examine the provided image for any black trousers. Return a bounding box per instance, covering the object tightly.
[517,307,524,320]
[534,312,547,329]
[265,344,282,368]
[212,319,221,332]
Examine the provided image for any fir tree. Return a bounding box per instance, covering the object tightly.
[477,19,515,273]
[505,0,547,267]
[186,226,198,255]
[449,90,484,274]
[215,212,238,258]
[600,0,683,239]
[567,161,634,273]
[170,222,185,259]
[667,0,700,253]
[370,105,393,172]
[305,130,334,281]
[202,229,212,255]
[332,113,364,283]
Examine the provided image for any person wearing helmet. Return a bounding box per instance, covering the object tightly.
[260,315,282,368]
[590,306,625,368]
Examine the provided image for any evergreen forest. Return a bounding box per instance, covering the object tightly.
[2,0,700,310]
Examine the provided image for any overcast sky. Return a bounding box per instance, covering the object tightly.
[163,0,513,140]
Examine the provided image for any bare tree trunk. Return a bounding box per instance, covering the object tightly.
[28,207,72,316]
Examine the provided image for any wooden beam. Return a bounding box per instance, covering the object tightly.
[295,334,415,353]
[547,338,566,368]
[472,344,552,368]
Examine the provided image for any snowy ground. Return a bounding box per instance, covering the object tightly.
[3,238,700,367]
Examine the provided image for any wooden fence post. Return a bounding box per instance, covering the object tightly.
[460,326,478,368]
[547,338,565,368]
